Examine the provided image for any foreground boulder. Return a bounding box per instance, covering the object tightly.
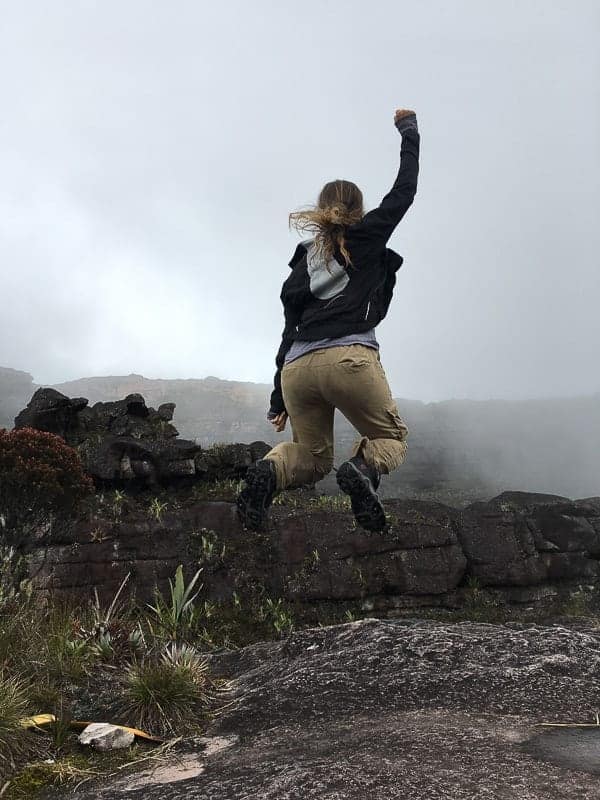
[65,619,600,799]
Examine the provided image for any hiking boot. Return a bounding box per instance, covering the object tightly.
[336,455,386,532]
[236,458,278,531]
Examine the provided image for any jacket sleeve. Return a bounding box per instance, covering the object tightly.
[268,299,302,417]
[356,116,420,245]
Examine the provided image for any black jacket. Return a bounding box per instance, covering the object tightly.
[269,119,420,416]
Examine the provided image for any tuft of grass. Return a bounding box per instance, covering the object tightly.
[0,674,33,776]
[192,478,245,502]
[557,589,594,618]
[258,597,294,636]
[190,528,225,562]
[271,490,303,508]
[119,646,213,736]
[272,491,351,511]
[43,607,93,681]
[459,576,507,623]
[309,494,351,512]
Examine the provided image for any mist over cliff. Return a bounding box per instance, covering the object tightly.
[1,367,598,502]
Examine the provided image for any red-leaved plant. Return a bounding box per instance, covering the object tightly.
[0,427,93,549]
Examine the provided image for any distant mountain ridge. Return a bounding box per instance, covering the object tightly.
[1,366,599,502]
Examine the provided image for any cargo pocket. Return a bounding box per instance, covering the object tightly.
[385,404,409,441]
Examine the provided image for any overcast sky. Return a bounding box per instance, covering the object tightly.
[1,0,598,402]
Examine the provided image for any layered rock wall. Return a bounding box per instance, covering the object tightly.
[28,491,600,615]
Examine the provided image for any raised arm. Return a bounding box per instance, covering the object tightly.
[355,109,420,245]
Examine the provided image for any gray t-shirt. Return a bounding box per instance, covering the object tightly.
[284,329,379,365]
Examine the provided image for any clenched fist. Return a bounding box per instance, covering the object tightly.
[394,108,418,135]
[394,108,416,123]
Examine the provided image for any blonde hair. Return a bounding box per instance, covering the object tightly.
[289,179,364,268]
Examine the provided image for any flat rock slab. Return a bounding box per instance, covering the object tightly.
[64,712,600,800]
[523,727,600,775]
[63,620,600,799]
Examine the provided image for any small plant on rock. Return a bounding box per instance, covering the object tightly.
[271,490,302,508]
[45,625,91,682]
[148,565,203,641]
[148,497,168,522]
[559,589,594,617]
[310,494,351,511]
[72,574,138,661]
[192,478,244,502]
[110,489,126,519]
[259,597,294,636]
[462,576,505,623]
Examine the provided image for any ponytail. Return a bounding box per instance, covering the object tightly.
[289,179,364,268]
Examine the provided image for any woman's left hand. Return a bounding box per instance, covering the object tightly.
[269,412,288,432]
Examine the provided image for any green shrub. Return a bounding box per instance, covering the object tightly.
[0,427,93,548]
[0,428,93,597]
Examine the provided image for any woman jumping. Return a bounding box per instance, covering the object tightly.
[236,108,420,533]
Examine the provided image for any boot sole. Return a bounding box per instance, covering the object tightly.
[236,461,277,531]
[336,461,386,532]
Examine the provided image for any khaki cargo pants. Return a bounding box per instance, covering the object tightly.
[264,344,409,491]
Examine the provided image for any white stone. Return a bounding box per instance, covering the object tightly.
[78,722,135,751]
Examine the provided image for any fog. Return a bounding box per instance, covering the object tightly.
[1,0,599,403]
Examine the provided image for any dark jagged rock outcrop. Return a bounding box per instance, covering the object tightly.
[14,388,270,488]
[14,387,90,439]
[28,491,600,614]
